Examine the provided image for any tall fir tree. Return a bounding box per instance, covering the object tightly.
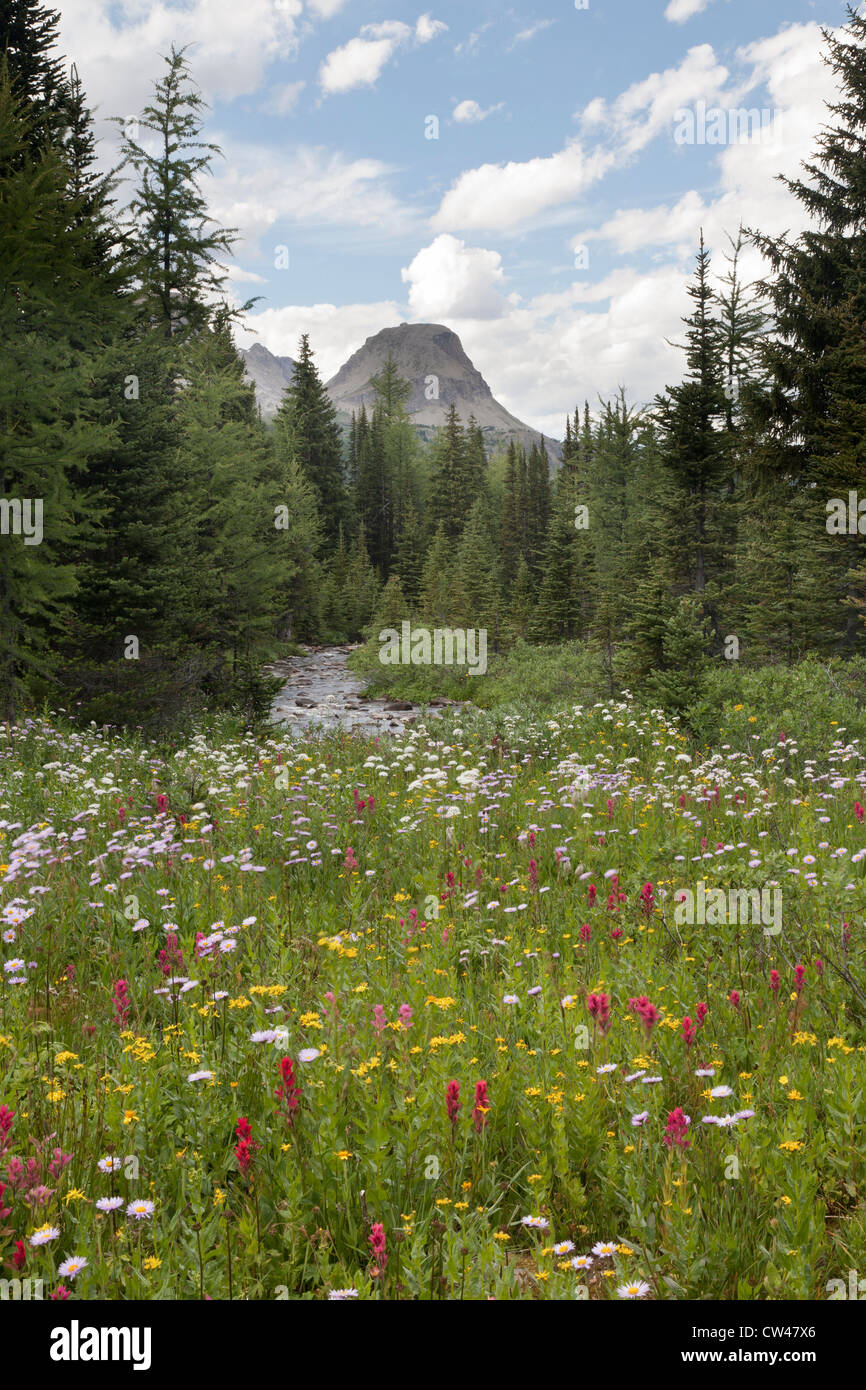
[428,403,466,541]
[0,72,115,718]
[453,498,501,645]
[275,333,345,545]
[748,5,866,652]
[499,440,527,591]
[654,233,728,598]
[115,46,248,342]
[418,525,455,627]
[0,0,69,156]
[393,498,425,607]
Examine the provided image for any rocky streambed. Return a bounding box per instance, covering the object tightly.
[267,644,457,736]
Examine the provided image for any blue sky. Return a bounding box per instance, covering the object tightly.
[60,0,847,434]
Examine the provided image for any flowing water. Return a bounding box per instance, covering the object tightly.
[267,644,453,737]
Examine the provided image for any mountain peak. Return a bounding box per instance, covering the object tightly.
[326,322,556,456]
[241,324,559,459]
[331,322,492,401]
[240,342,296,418]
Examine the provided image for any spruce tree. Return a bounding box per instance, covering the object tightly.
[0,73,114,718]
[525,439,551,575]
[418,525,455,627]
[369,352,419,545]
[275,454,325,643]
[174,316,284,685]
[66,331,194,721]
[507,556,536,644]
[393,498,425,606]
[355,399,392,573]
[499,440,527,590]
[537,488,582,642]
[116,46,248,342]
[717,229,769,433]
[0,0,69,155]
[644,594,713,716]
[275,333,345,544]
[462,415,488,509]
[428,404,466,541]
[372,573,409,631]
[654,234,728,597]
[453,498,501,643]
[341,525,380,638]
[747,5,866,651]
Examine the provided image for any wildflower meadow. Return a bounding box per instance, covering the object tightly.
[5,0,866,1353]
[2,696,865,1305]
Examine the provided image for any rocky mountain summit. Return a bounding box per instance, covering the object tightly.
[240,322,559,460]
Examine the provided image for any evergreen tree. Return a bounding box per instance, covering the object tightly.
[116,45,249,341]
[654,234,728,596]
[748,5,866,651]
[355,400,391,571]
[369,352,412,420]
[716,228,769,433]
[0,0,69,155]
[453,498,501,643]
[67,49,266,722]
[320,528,349,639]
[525,439,551,574]
[537,486,583,642]
[729,486,839,664]
[368,353,419,547]
[499,440,527,590]
[393,498,425,606]
[507,556,536,643]
[275,454,325,643]
[428,404,466,540]
[643,594,713,715]
[586,395,640,656]
[372,573,409,631]
[66,332,194,721]
[463,415,488,509]
[174,316,283,682]
[0,73,115,718]
[418,525,455,627]
[341,525,380,638]
[619,560,676,691]
[275,333,345,544]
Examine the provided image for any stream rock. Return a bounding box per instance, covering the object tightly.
[267,644,449,737]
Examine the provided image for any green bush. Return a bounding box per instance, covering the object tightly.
[349,637,606,712]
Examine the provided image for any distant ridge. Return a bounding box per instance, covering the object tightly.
[240,342,296,418]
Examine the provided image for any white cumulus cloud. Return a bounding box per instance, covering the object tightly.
[401,235,508,320]
[452,98,504,123]
[664,0,715,23]
[433,45,733,233]
[433,142,615,232]
[319,14,447,94]
[207,142,415,246]
[416,13,448,43]
[57,0,303,126]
